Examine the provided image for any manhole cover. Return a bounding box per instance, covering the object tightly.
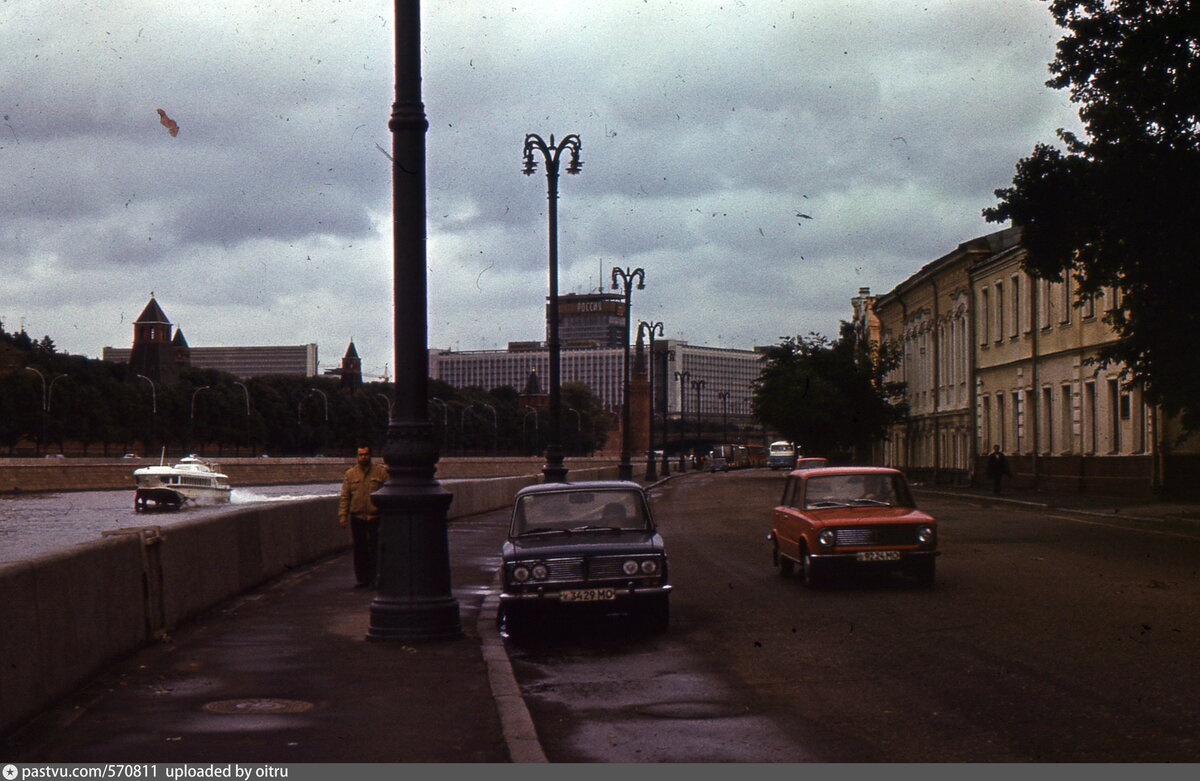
[634,700,749,720]
[202,698,314,715]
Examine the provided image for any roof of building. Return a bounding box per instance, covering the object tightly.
[135,297,171,325]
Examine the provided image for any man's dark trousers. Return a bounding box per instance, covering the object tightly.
[349,514,380,587]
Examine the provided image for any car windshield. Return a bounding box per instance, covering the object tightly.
[802,474,912,509]
[512,489,651,536]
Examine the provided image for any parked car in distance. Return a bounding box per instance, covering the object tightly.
[768,466,937,587]
[499,481,671,634]
[793,457,829,470]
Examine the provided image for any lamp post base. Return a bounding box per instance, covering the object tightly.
[618,457,633,481]
[644,450,658,482]
[543,444,568,483]
[367,595,463,642]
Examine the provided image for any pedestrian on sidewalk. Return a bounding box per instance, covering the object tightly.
[338,445,389,588]
[985,444,1013,494]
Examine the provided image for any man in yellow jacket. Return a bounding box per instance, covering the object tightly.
[338,446,389,588]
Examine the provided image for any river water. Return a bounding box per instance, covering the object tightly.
[0,483,340,562]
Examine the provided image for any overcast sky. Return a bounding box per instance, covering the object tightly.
[1,0,1081,379]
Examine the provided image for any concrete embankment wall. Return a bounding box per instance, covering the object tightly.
[0,465,618,736]
[0,456,623,494]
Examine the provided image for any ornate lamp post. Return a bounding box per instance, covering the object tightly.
[674,370,689,471]
[717,390,729,443]
[25,367,66,456]
[691,378,707,467]
[368,0,461,641]
[523,132,582,483]
[137,374,157,456]
[638,320,664,481]
[611,266,645,481]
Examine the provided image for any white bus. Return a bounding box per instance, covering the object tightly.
[768,441,796,470]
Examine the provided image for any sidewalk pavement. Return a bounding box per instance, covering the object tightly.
[5,471,1200,764]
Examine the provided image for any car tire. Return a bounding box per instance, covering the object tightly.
[801,548,824,589]
[774,542,794,576]
[910,558,936,587]
[642,594,670,632]
[500,603,535,637]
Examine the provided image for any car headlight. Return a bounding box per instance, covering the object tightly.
[622,559,640,576]
[512,565,531,582]
[917,526,936,545]
[640,559,659,575]
[531,563,549,580]
[817,529,837,549]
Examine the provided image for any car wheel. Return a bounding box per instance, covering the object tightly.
[641,594,670,632]
[500,603,535,637]
[774,542,794,576]
[801,547,824,589]
[910,558,936,587]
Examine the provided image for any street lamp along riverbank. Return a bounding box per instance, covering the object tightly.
[368,0,461,642]
[522,132,583,484]
[612,266,645,481]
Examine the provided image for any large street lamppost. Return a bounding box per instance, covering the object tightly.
[25,367,66,456]
[234,381,250,455]
[674,370,689,471]
[717,390,730,443]
[523,132,582,483]
[137,374,157,455]
[691,379,707,467]
[368,0,461,641]
[638,320,664,481]
[611,266,645,481]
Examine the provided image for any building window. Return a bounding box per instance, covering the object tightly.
[1060,383,1073,454]
[997,392,1007,451]
[1042,386,1054,454]
[980,288,990,346]
[1108,378,1121,453]
[981,394,991,449]
[1084,381,1097,455]
[1059,278,1072,325]
[1010,275,1021,338]
[994,282,1004,343]
[1012,390,1023,453]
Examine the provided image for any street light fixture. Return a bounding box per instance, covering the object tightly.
[674,370,689,471]
[25,367,66,456]
[691,378,707,468]
[717,390,730,443]
[638,320,664,481]
[368,0,461,641]
[612,266,645,481]
[522,131,583,483]
[137,374,157,456]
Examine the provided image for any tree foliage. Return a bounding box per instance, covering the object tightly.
[0,320,609,457]
[752,323,907,460]
[984,0,1200,429]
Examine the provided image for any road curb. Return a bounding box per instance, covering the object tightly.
[479,582,547,763]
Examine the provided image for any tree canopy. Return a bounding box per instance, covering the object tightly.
[751,323,906,460]
[984,0,1200,429]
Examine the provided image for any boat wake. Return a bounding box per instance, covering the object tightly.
[230,489,337,505]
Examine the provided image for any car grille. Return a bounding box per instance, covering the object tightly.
[833,525,920,547]
[530,555,643,584]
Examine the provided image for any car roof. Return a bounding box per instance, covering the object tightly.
[788,465,903,478]
[514,480,646,498]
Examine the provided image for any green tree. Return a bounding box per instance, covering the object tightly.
[752,323,906,460]
[984,0,1200,430]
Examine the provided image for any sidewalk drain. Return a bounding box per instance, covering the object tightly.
[634,701,749,720]
[202,698,314,715]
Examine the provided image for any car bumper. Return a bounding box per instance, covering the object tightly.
[499,583,672,603]
[809,550,938,562]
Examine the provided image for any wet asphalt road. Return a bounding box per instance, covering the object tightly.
[504,469,1200,762]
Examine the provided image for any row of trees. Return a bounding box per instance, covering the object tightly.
[0,320,613,458]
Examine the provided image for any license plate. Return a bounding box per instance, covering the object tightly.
[559,588,616,602]
[856,550,901,562]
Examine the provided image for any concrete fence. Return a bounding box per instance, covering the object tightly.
[0,465,618,736]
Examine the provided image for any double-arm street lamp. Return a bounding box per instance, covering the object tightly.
[25,367,66,456]
[674,370,689,471]
[612,266,645,481]
[523,132,583,483]
[638,320,664,481]
[368,0,461,641]
[691,378,707,467]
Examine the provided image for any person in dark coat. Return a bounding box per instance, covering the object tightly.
[985,444,1013,494]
